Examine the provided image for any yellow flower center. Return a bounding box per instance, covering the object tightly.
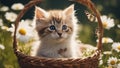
[19,28,26,35]
[103,38,108,43]
[15,6,19,10]
[103,22,107,28]
[110,60,116,65]
[117,45,120,50]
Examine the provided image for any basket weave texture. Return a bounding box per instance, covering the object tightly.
[13,0,103,68]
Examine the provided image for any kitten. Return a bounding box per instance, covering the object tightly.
[31,4,96,58]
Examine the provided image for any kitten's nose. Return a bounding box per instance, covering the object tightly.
[57,33,62,37]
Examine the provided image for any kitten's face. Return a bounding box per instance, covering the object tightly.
[34,5,77,41]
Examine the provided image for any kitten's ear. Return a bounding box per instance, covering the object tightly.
[63,4,74,16]
[35,6,48,19]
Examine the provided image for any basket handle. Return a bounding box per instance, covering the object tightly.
[13,0,103,54]
[13,0,42,53]
[71,0,104,51]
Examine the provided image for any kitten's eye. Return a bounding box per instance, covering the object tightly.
[49,25,56,30]
[62,25,67,30]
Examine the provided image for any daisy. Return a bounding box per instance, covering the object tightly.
[0,44,5,50]
[103,51,112,55]
[5,12,17,22]
[11,3,24,10]
[100,15,115,29]
[99,60,103,65]
[117,24,120,28]
[9,20,35,43]
[0,6,9,12]
[0,19,3,26]
[96,37,113,43]
[112,42,120,52]
[107,57,118,67]
[9,19,33,33]
[1,26,10,31]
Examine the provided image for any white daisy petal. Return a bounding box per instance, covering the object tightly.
[17,35,31,43]
[103,51,112,55]
[112,42,120,52]
[0,44,5,50]
[99,60,103,65]
[0,6,9,11]
[5,12,17,22]
[117,24,120,28]
[11,3,24,10]
[1,26,9,31]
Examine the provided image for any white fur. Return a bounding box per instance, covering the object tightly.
[33,35,80,58]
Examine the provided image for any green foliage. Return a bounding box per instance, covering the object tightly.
[0,30,19,68]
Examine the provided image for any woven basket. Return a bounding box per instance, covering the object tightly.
[13,0,104,68]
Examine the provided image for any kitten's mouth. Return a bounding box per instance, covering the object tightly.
[57,37,63,39]
[56,37,65,41]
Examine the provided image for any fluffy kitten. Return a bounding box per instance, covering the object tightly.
[31,5,95,58]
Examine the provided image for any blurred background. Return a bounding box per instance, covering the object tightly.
[0,0,120,68]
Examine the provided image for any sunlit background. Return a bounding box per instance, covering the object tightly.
[0,0,120,68]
